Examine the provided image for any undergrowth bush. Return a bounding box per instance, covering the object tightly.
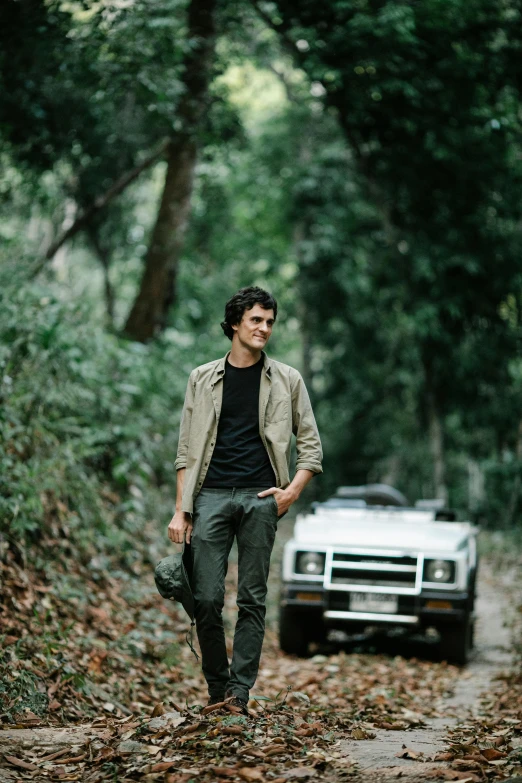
[0,276,201,565]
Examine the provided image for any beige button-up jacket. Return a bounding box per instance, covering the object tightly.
[175,351,323,514]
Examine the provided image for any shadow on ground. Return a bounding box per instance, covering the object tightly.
[316,630,453,664]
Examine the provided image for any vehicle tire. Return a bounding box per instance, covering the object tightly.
[439,614,472,664]
[279,605,314,657]
[469,616,475,650]
[468,566,478,612]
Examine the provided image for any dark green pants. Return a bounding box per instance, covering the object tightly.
[191,487,279,702]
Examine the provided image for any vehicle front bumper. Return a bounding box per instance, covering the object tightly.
[281,583,470,627]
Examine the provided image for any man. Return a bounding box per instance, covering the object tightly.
[168,286,322,714]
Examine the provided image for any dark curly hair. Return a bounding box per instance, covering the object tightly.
[220,286,278,341]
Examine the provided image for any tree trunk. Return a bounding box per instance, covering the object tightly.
[292,221,313,390]
[467,458,485,513]
[88,228,115,328]
[504,418,522,526]
[381,454,402,489]
[425,371,448,503]
[124,0,217,342]
[123,139,196,340]
[291,125,313,390]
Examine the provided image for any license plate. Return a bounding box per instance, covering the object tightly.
[349,592,398,613]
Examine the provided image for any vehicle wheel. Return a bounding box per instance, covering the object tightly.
[279,605,313,657]
[469,616,475,649]
[439,614,472,664]
[468,566,478,612]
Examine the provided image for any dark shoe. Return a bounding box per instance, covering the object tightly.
[225,694,249,716]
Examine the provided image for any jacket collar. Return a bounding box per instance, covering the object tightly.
[211,350,272,383]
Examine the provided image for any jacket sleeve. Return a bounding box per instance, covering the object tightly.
[174,370,196,471]
[291,370,323,475]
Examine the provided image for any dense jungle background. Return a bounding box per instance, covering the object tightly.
[3,0,522,561]
[1,2,522,783]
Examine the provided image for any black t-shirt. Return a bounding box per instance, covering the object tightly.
[202,357,276,488]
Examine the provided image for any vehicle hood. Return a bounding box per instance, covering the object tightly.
[293,512,472,553]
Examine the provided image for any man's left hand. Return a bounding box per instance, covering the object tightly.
[257,487,296,517]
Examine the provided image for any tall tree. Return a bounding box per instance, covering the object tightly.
[0,0,187,317]
[124,0,217,341]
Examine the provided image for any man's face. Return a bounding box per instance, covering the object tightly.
[232,304,275,350]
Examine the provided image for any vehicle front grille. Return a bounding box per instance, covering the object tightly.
[330,567,416,588]
[324,550,421,595]
[334,553,416,567]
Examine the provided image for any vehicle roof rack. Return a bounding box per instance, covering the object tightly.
[312,499,367,512]
[414,499,457,521]
[335,483,409,507]
[414,499,445,510]
[434,509,458,521]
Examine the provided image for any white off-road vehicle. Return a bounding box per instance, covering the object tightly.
[279,485,478,664]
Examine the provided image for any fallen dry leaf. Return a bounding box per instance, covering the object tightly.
[434,752,455,761]
[221,725,244,735]
[53,753,87,764]
[265,746,287,757]
[452,759,484,771]
[262,743,287,753]
[150,761,175,772]
[178,721,204,735]
[202,700,228,715]
[237,767,265,781]
[395,746,423,760]
[38,747,73,762]
[377,721,407,730]
[481,747,506,761]
[352,726,375,740]
[424,771,480,782]
[4,754,39,771]
[240,749,266,759]
[449,744,479,755]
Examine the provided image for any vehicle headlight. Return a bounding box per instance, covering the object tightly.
[424,559,455,583]
[296,551,325,576]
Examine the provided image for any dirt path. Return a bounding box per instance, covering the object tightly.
[338,561,519,782]
[0,554,519,783]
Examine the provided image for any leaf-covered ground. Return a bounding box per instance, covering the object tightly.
[437,569,522,783]
[1,526,521,783]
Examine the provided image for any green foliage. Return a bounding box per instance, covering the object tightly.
[262,0,522,508]
[0,264,201,556]
[220,714,247,726]
[0,656,49,721]
[481,458,522,527]
[0,0,187,173]
[1,0,522,532]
